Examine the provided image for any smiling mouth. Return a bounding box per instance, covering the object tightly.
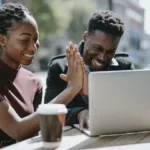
[92,59,103,68]
[23,54,34,58]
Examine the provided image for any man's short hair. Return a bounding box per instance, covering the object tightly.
[88,10,124,37]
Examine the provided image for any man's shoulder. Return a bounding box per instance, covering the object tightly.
[48,54,67,66]
[51,54,66,62]
[115,53,129,58]
[115,53,132,63]
[114,53,134,69]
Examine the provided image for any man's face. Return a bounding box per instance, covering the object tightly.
[83,30,121,71]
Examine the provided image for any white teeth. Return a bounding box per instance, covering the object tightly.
[94,60,102,67]
[24,54,34,58]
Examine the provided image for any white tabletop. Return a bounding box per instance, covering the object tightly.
[2,126,150,150]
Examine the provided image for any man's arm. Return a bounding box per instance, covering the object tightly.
[66,107,87,125]
[45,64,88,125]
[44,52,88,126]
[44,61,66,103]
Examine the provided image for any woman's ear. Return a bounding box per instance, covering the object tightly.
[82,31,88,41]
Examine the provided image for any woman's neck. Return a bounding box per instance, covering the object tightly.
[0,57,20,70]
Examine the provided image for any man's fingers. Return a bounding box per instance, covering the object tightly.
[80,57,85,81]
[78,110,89,131]
[60,74,68,82]
[66,46,70,67]
[79,119,84,131]
[85,118,89,129]
[80,57,86,73]
[79,119,89,131]
[74,44,78,52]
[74,52,78,70]
[69,41,74,56]
[69,42,76,68]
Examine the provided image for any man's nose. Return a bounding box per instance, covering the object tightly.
[98,52,106,62]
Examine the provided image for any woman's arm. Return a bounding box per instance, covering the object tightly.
[0,42,83,141]
[0,85,78,141]
[0,100,39,141]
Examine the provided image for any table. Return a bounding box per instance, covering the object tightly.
[2,126,150,150]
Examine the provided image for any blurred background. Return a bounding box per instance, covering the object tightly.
[0,0,150,91]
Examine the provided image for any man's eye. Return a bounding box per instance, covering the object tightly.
[94,48,102,52]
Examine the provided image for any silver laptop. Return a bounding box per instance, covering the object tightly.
[74,69,150,137]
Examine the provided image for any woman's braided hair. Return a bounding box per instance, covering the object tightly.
[0,3,33,35]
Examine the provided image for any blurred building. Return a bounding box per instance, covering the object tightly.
[143,34,150,68]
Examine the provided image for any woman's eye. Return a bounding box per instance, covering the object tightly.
[21,39,29,44]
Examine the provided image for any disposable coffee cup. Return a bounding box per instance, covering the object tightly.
[37,104,67,149]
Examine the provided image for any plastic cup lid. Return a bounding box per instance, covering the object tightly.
[37,104,67,115]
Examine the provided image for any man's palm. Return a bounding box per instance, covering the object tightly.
[60,61,88,96]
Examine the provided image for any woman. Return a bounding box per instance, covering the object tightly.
[0,3,83,147]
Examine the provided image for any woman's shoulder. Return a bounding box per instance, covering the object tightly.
[20,67,42,88]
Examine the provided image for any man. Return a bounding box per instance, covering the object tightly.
[44,10,134,129]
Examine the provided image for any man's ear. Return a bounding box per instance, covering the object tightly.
[0,34,5,46]
[82,31,88,41]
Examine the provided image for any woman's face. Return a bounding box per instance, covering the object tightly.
[0,15,39,69]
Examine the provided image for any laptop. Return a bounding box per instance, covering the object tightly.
[74,69,150,137]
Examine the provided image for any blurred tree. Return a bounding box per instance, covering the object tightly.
[67,0,95,43]
[28,0,72,47]
[25,0,95,71]
[28,0,55,47]
[28,0,95,46]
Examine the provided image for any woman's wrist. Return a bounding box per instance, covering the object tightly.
[50,84,80,105]
[66,83,81,95]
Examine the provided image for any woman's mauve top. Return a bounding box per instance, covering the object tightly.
[0,59,43,147]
